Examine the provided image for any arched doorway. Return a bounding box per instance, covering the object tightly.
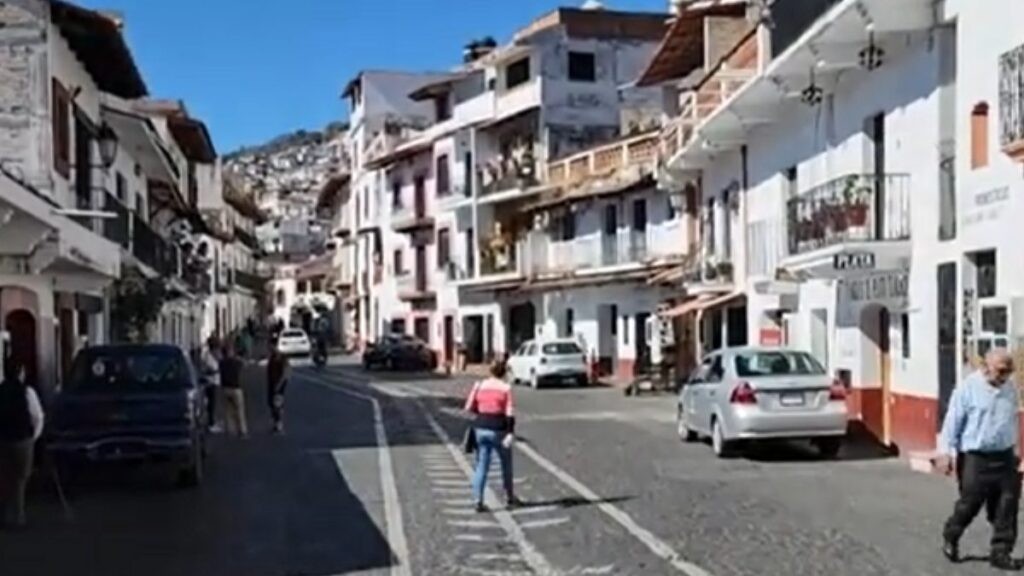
[4,309,38,390]
[860,304,892,445]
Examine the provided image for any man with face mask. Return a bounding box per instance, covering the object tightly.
[939,348,1022,570]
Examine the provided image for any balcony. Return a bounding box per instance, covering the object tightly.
[1000,43,1024,162]
[131,214,179,278]
[529,222,683,277]
[661,69,754,161]
[396,272,435,302]
[783,173,911,277]
[234,225,260,251]
[546,133,658,191]
[234,268,269,293]
[102,193,130,248]
[479,142,540,199]
[391,204,434,233]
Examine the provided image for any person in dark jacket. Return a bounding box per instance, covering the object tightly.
[266,341,290,434]
[0,357,44,528]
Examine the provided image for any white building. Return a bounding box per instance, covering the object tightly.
[649,0,1024,454]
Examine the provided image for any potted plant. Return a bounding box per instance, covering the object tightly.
[843,176,870,227]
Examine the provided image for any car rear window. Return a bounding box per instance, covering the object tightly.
[734,351,826,377]
[282,331,306,339]
[69,349,193,392]
[542,342,582,355]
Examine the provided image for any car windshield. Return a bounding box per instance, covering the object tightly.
[734,351,826,377]
[542,342,582,355]
[68,349,193,392]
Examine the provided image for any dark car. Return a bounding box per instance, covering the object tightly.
[363,334,438,371]
[48,344,207,487]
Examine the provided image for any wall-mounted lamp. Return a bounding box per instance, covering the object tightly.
[97,123,119,169]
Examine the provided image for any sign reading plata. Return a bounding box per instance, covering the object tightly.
[833,251,876,271]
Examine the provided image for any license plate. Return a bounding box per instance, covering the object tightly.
[779,392,805,407]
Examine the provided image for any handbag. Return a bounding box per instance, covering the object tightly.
[462,427,477,454]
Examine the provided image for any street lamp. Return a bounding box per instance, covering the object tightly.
[97,123,119,169]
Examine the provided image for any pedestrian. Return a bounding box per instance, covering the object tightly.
[464,360,519,513]
[938,348,1022,570]
[0,357,44,528]
[266,340,290,434]
[200,336,222,433]
[219,342,248,438]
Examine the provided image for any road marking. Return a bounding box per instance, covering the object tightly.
[461,568,532,576]
[516,441,713,576]
[470,552,524,562]
[519,517,570,530]
[444,508,477,516]
[454,534,491,542]
[419,404,557,576]
[448,519,502,529]
[432,479,468,486]
[510,505,560,516]
[433,487,470,495]
[301,374,412,576]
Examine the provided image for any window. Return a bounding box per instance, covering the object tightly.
[393,249,404,275]
[900,313,911,359]
[568,51,597,82]
[610,304,618,336]
[560,212,576,241]
[115,172,127,202]
[297,280,308,293]
[51,78,70,178]
[434,96,451,122]
[707,356,725,382]
[437,228,450,267]
[976,249,997,298]
[392,180,402,209]
[436,155,450,196]
[564,308,574,337]
[505,57,531,89]
[622,315,629,344]
[542,342,582,355]
[734,351,826,377]
[971,102,990,169]
[275,289,285,306]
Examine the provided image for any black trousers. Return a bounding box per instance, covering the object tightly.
[944,450,1022,554]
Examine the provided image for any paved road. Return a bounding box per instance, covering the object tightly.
[1,360,1018,575]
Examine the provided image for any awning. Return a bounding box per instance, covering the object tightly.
[661,291,744,318]
[50,1,147,98]
[168,116,217,163]
[101,105,179,185]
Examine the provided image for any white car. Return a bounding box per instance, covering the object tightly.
[277,329,312,357]
[508,339,588,388]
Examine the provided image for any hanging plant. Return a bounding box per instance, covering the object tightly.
[110,264,169,343]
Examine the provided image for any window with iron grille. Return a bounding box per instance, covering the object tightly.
[999,43,1024,148]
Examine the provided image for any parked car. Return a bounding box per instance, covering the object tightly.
[362,334,438,371]
[676,347,848,459]
[48,344,207,487]
[508,338,588,388]
[277,328,312,357]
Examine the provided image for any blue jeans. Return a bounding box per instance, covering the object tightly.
[472,428,513,504]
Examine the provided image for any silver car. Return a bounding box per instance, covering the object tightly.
[676,347,848,458]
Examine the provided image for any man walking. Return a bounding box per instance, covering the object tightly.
[939,348,1022,570]
[266,341,290,434]
[219,343,248,437]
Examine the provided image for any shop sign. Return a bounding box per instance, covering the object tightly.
[759,327,783,346]
[845,272,909,304]
[962,185,1011,228]
[833,251,875,271]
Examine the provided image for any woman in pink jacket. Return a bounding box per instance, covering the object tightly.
[464,361,519,513]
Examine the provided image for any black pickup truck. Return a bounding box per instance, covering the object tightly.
[48,344,207,487]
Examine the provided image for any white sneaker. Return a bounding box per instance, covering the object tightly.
[209,425,224,434]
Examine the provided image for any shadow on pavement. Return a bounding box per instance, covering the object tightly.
[738,435,897,464]
[520,495,634,510]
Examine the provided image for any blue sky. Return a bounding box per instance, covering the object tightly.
[78,0,668,154]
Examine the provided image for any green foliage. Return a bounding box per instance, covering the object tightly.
[110,265,169,343]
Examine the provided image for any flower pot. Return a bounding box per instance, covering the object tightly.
[848,203,868,227]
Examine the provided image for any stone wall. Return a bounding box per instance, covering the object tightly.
[0,0,50,190]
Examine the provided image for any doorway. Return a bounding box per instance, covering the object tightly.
[631,199,647,259]
[508,302,535,353]
[413,317,430,344]
[861,304,892,445]
[635,312,650,376]
[463,315,484,364]
[4,309,38,390]
[602,205,618,266]
[597,304,617,376]
[443,315,455,367]
[937,262,957,426]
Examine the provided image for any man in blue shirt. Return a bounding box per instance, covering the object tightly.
[939,348,1022,570]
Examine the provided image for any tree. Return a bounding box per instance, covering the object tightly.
[110,264,169,343]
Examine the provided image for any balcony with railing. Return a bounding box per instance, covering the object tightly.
[478,141,540,198]
[235,268,269,293]
[546,133,658,191]
[391,202,434,233]
[1000,42,1024,162]
[234,225,260,251]
[131,214,179,277]
[783,173,912,275]
[661,69,754,160]
[102,192,130,248]
[528,221,683,277]
[396,271,434,302]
